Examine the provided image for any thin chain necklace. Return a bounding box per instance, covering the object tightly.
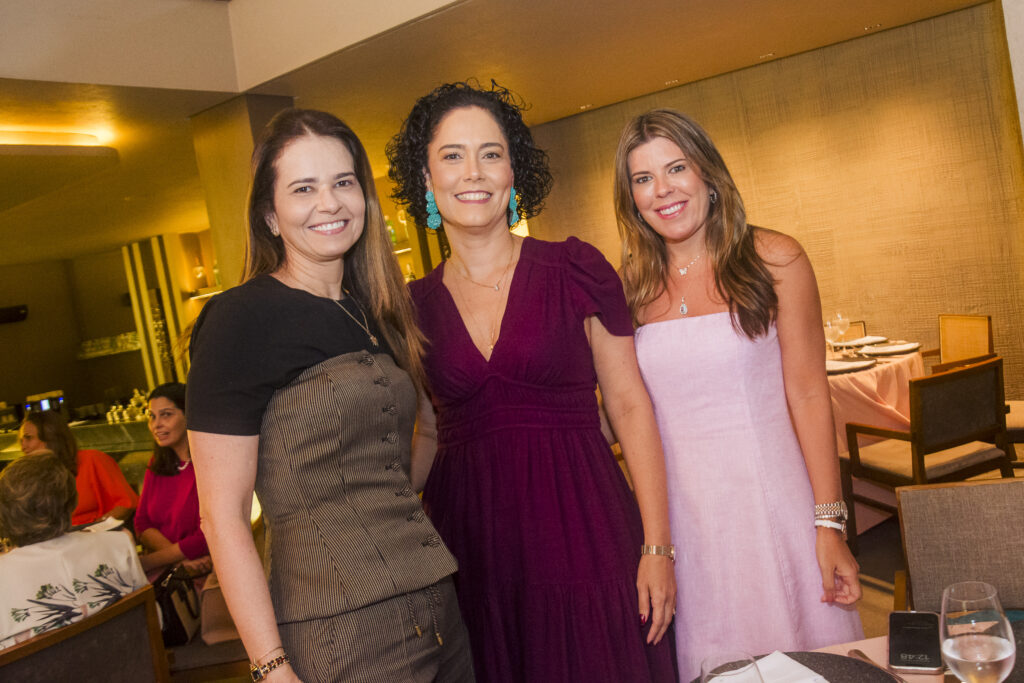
[449,240,516,292]
[448,242,517,355]
[672,253,702,316]
[333,295,379,347]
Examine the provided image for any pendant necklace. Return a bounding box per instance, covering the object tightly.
[449,242,517,354]
[450,240,516,292]
[177,459,191,472]
[674,253,702,316]
[333,295,379,347]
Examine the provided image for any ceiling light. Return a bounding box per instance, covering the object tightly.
[758,52,775,60]
[0,130,102,146]
[664,79,679,86]
[863,23,881,31]
[579,104,593,111]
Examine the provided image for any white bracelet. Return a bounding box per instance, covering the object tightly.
[814,519,845,532]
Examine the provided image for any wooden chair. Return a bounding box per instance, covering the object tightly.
[921,314,993,373]
[895,478,1024,611]
[0,584,169,682]
[841,356,1014,539]
[843,320,866,342]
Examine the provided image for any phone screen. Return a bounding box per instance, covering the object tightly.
[888,611,942,673]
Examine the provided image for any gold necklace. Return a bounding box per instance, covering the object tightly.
[671,253,702,316]
[333,295,379,347]
[448,244,517,354]
[450,241,516,291]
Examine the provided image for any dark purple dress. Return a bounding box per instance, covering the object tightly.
[410,237,676,683]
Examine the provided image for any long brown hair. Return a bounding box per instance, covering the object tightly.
[244,109,427,392]
[614,109,777,338]
[21,410,78,475]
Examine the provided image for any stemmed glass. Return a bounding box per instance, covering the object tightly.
[700,652,764,682]
[941,581,1017,683]
[833,311,851,341]
[824,320,841,358]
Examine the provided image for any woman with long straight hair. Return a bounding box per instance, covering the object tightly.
[187,109,472,683]
[614,108,862,680]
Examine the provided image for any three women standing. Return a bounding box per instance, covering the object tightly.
[614,109,863,680]
[387,82,677,682]
[187,109,472,682]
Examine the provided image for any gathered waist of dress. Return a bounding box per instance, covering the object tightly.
[436,383,601,446]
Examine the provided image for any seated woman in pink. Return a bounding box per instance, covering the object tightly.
[135,382,210,578]
[19,410,138,526]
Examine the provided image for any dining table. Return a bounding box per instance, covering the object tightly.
[828,350,925,453]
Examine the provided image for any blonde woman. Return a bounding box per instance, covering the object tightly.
[614,108,862,680]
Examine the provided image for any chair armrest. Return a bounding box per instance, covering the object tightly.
[845,422,911,441]
[893,570,908,610]
[921,347,939,358]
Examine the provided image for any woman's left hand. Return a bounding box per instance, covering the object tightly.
[816,528,861,605]
[637,554,676,645]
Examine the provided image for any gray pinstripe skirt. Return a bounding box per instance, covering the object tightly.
[278,577,474,683]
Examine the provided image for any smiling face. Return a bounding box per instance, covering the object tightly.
[19,420,46,455]
[425,106,514,234]
[267,134,366,274]
[147,397,187,454]
[628,136,713,248]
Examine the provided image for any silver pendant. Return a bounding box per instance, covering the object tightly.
[370,334,379,346]
[679,298,688,316]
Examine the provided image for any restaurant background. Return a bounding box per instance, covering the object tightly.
[1,0,1022,413]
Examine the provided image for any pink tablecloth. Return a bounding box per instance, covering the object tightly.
[829,352,925,453]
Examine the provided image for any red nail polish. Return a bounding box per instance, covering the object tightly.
[640,614,647,625]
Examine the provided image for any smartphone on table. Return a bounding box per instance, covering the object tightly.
[889,610,943,674]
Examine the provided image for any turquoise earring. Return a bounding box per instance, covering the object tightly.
[508,189,519,227]
[425,191,442,231]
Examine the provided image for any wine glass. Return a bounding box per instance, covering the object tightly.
[833,311,851,340]
[823,320,841,358]
[700,652,764,682]
[941,581,1016,683]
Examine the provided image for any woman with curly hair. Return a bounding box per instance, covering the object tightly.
[614,109,862,680]
[387,81,676,682]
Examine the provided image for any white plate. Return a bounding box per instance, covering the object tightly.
[833,335,887,348]
[860,341,921,356]
[826,358,878,374]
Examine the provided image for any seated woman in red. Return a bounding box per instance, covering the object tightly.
[19,411,138,526]
[135,382,210,579]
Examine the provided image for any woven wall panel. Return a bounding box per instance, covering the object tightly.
[531,3,1024,397]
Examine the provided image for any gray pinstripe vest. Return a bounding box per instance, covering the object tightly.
[256,349,457,623]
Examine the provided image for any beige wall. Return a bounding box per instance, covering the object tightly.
[530,3,1024,397]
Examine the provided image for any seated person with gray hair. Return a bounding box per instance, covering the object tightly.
[0,452,147,650]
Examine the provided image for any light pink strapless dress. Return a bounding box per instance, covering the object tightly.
[635,313,863,681]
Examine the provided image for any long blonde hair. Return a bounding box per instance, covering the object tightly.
[613,108,776,338]
[245,109,427,393]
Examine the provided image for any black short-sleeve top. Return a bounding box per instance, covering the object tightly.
[187,275,457,621]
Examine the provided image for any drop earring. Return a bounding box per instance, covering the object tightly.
[709,188,718,204]
[508,189,519,227]
[425,191,442,231]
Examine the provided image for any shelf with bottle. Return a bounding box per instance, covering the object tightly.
[77,332,142,360]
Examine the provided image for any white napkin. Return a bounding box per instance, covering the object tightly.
[753,651,828,682]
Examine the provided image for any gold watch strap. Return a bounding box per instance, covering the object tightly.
[640,544,675,562]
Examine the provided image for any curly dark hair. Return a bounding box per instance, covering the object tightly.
[386,81,553,230]
[0,451,77,547]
